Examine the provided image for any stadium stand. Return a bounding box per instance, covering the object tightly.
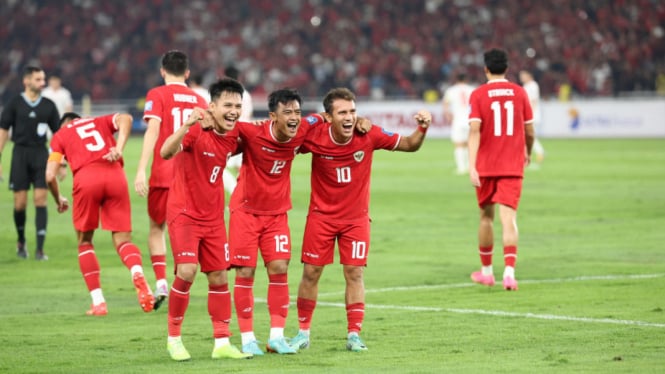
[1,0,663,103]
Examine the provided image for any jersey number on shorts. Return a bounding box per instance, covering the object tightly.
[491,100,514,136]
[274,235,289,253]
[351,241,367,259]
[75,124,106,152]
[171,107,194,132]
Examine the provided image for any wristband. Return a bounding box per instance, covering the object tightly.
[417,125,428,133]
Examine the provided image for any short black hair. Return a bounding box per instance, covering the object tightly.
[224,66,239,80]
[59,112,81,126]
[191,73,204,86]
[161,50,188,76]
[484,48,508,75]
[268,88,302,113]
[209,78,244,102]
[23,66,43,78]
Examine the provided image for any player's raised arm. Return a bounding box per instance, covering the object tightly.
[160,107,205,159]
[394,110,431,152]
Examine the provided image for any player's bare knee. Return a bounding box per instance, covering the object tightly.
[176,264,198,282]
[236,266,256,278]
[267,259,289,275]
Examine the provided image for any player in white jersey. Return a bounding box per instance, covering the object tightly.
[42,75,73,118]
[189,73,211,103]
[519,70,545,166]
[442,73,475,174]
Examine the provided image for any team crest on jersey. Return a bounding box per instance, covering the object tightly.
[305,115,318,125]
[353,150,365,162]
[294,145,300,155]
[381,128,394,136]
[144,100,153,111]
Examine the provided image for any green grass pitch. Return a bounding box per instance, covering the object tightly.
[0,137,663,373]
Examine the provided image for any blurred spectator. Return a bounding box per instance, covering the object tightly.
[42,75,73,118]
[1,0,663,103]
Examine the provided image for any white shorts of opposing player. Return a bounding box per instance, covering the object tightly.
[223,153,242,194]
[450,123,470,174]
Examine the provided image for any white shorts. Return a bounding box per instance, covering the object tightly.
[450,122,470,143]
[226,153,242,169]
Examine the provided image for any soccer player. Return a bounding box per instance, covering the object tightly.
[289,87,431,352]
[45,112,154,315]
[0,66,60,260]
[222,65,254,196]
[443,73,475,174]
[134,50,208,309]
[160,78,251,361]
[42,75,74,118]
[468,49,535,291]
[229,88,322,356]
[519,69,546,166]
[189,73,211,103]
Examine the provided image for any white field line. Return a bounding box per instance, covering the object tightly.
[309,301,665,328]
[263,273,665,329]
[317,273,665,298]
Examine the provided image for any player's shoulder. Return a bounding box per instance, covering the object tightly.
[237,120,265,135]
[39,96,58,109]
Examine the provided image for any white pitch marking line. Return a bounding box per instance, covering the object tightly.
[304,273,665,328]
[317,273,665,298]
[308,301,665,328]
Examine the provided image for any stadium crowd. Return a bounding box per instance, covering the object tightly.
[1,0,663,103]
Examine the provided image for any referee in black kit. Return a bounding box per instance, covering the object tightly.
[0,66,60,260]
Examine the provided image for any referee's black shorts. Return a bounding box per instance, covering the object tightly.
[9,145,49,191]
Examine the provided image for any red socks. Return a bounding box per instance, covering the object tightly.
[168,276,192,337]
[297,297,317,330]
[479,246,493,266]
[78,243,100,291]
[268,273,289,328]
[234,276,254,333]
[208,283,231,338]
[151,254,167,281]
[504,245,517,268]
[346,302,365,333]
[116,242,142,270]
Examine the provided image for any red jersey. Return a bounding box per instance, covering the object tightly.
[166,125,238,225]
[300,124,400,221]
[49,114,124,175]
[229,114,325,215]
[468,79,533,177]
[143,82,208,188]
